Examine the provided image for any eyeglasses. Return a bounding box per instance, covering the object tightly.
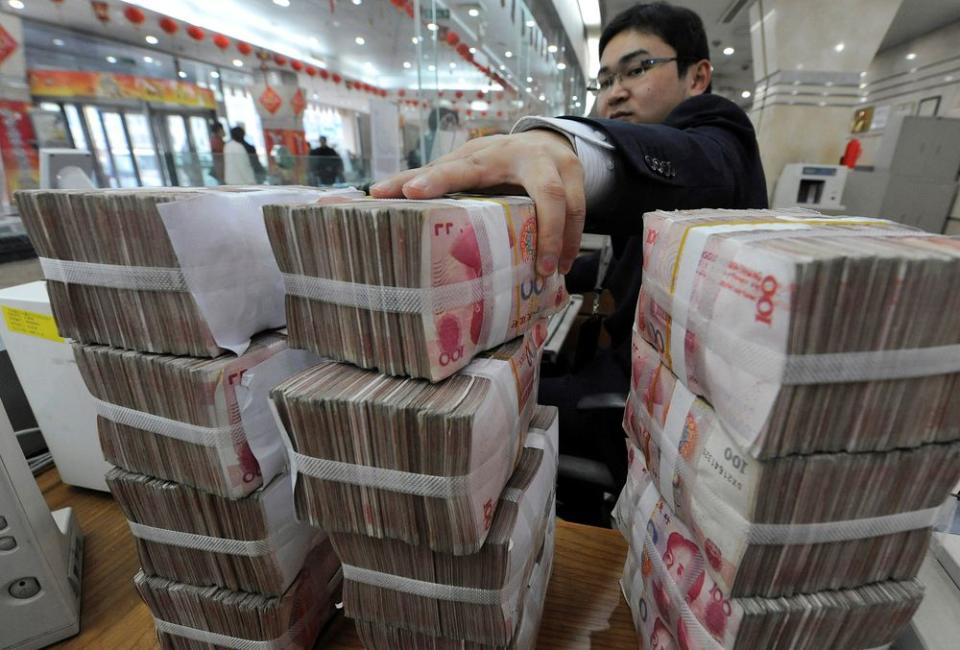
[586,57,681,94]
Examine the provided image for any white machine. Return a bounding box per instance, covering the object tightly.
[772,163,849,211]
[38,149,95,191]
[0,282,109,492]
[0,400,83,649]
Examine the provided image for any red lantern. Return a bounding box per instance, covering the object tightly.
[438,91,444,97]
[273,54,287,66]
[187,25,205,41]
[476,91,484,99]
[306,66,317,77]
[237,41,253,56]
[466,110,472,116]
[456,43,470,58]
[159,17,178,35]
[320,69,330,80]
[455,90,464,99]
[291,60,304,72]
[213,34,230,50]
[123,6,145,25]
[446,31,459,46]
[405,5,414,18]
[91,1,110,24]
[332,73,342,84]
[398,89,406,97]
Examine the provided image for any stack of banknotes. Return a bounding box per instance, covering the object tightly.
[616,208,960,647]
[264,195,568,381]
[267,195,562,647]
[17,186,361,356]
[135,540,342,650]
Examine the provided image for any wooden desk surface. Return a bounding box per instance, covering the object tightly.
[41,468,637,649]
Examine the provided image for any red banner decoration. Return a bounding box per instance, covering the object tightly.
[291,88,306,115]
[159,17,178,35]
[91,1,110,24]
[0,24,18,66]
[0,100,40,200]
[213,34,230,50]
[123,6,145,25]
[259,86,282,114]
[186,25,205,41]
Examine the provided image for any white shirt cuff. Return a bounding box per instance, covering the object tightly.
[511,116,616,212]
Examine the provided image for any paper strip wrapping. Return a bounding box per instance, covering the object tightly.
[625,330,960,596]
[336,406,557,645]
[636,208,960,457]
[270,325,545,555]
[615,453,924,650]
[109,468,324,596]
[264,195,568,381]
[17,186,362,356]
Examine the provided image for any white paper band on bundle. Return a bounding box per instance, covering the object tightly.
[39,257,188,292]
[128,520,296,557]
[639,285,960,385]
[640,391,945,544]
[290,421,550,499]
[460,198,513,349]
[343,564,512,606]
[153,609,311,650]
[94,398,242,449]
[281,264,538,314]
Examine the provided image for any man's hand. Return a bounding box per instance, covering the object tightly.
[370,130,585,276]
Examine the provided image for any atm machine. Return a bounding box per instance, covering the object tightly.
[772,163,849,211]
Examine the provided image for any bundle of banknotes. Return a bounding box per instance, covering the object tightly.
[625,332,960,597]
[135,539,342,650]
[616,453,923,650]
[636,208,960,458]
[264,195,568,381]
[75,333,300,498]
[107,467,322,595]
[270,327,545,555]
[334,406,557,645]
[16,186,361,356]
[354,517,554,650]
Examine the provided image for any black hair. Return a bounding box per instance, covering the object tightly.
[230,126,245,141]
[600,2,710,90]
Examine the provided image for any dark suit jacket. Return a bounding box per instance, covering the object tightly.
[560,93,768,356]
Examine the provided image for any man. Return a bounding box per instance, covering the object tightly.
[224,126,266,185]
[372,3,767,519]
[310,136,343,186]
[209,122,225,184]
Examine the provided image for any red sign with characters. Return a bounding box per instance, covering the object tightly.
[259,86,282,114]
[0,23,18,66]
[290,88,306,116]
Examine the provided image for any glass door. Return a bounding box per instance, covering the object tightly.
[100,111,139,187]
[124,112,164,187]
[150,110,216,186]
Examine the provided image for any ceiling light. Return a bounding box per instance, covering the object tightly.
[352,0,362,4]
[740,90,751,99]
[526,20,535,27]
[469,47,476,54]
[143,56,154,63]
[859,82,866,89]
[145,35,159,45]
[312,93,319,99]
[355,36,365,45]
[571,95,578,101]
[504,51,513,58]
[525,86,532,93]
[538,94,546,101]
[468,8,480,17]
[499,64,506,70]
[178,70,188,78]
[557,62,567,70]
[818,101,827,106]
[428,64,436,71]
[427,23,439,31]
[860,71,867,77]
[403,61,412,69]
[106,55,118,63]
[547,45,558,53]
[905,52,917,60]
[273,0,291,6]
[210,71,220,79]
[7,0,24,9]
[449,62,456,68]
[859,97,867,103]
[52,38,64,47]
[722,46,735,56]
[834,42,845,53]
[233,59,243,67]
[526,76,533,82]
[411,36,420,44]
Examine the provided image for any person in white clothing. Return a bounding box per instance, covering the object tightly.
[223,126,265,185]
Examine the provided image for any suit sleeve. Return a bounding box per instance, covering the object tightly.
[558,104,760,236]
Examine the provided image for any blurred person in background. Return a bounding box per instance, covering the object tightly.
[209,122,225,184]
[224,126,266,185]
[309,136,344,185]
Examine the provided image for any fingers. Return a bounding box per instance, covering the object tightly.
[516,160,567,276]
[400,153,509,199]
[555,158,586,275]
[370,168,422,197]
[370,136,502,198]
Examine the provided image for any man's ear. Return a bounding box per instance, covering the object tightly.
[687,59,713,96]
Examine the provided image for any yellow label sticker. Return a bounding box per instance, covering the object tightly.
[1,306,65,343]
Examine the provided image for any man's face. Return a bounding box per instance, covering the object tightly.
[597,30,699,124]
